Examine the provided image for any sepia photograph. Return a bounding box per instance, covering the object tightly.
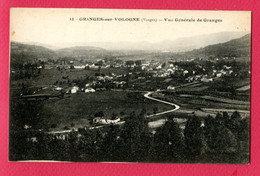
[9,8,251,164]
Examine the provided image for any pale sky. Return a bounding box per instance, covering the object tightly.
[10,8,251,45]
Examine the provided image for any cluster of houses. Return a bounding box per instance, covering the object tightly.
[53,85,96,94]
[92,117,121,125]
[69,85,96,94]
[52,72,128,94]
[42,57,242,94]
[185,65,234,83]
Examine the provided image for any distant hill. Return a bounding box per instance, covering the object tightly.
[156,31,249,52]
[10,42,109,65]
[55,46,108,57]
[10,32,251,66]
[23,42,60,50]
[51,31,248,52]
[185,34,251,57]
[10,42,57,65]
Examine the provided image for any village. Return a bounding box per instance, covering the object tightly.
[9,53,250,163]
[28,56,246,94]
[11,54,250,134]
[7,8,252,164]
[9,40,251,163]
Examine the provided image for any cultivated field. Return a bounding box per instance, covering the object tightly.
[36,91,173,130]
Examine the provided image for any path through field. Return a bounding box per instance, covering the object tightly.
[144,91,181,128]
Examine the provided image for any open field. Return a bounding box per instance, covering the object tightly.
[10,67,129,88]
[173,78,250,101]
[34,91,173,130]
[237,84,250,91]
[152,92,250,113]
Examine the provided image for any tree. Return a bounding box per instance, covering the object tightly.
[231,111,242,120]
[48,138,71,161]
[34,132,52,160]
[215,112,226,125]
[88,115,94,125]
[184,116,205,159]
[152,118,185,162]
[118,111,151,162]
[209,126,237,153]
[51,124,57,128]
[100,125,121,161]
[77,129,104,162]
[204,115,215,142]
[126,60,135,68]
[111,112,117,120]
[204,115,238,161]
[135,60,142,66]
[94,111,104,117]
[120,111,125,116]
[9,131,35,161]
[68,131,79,161]
[162,62,166,68]
[226,111,243,140]
[153,107,159,114]
[223,112,230,125]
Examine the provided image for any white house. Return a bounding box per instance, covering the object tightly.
[201,77,210,83]
[71,86,79,94]
[54,87,63,91]
[93,117,120,125]
[156,65,162,70]
[183,70,189,75]
[167,85,175,90]
[85,88,95,93]
[71,89,77,94]
[167,68,174,74]
[74,65,85,69]
[216,73,222,77]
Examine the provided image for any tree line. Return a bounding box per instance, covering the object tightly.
[9,109,249,163]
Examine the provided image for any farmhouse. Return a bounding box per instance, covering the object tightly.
[216,73,222,77]
[54,87,63,91]
[167,85,176,90]
[201,77,213,83]
[186,76,194,82]
[93,117,121,125]
[71,86,79,94]
[183,70,189,75]
[89,64,100,70]
[85,88,95,93]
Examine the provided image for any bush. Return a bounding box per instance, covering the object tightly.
[64,126,70,130]
[51,124,57,128]
[94,111,104,117]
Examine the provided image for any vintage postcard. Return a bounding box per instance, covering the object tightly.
[9,8,251,163]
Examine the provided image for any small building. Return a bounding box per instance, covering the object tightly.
[167,85,176,91]
[156,65,162,70]
[183,70,189,75]
[186,76,194,82]
[201,77,214,83]
[74,65,85,69]
[216,73,222,77]
[54,87,63,91]
[23,124,32,130]
[167,68,174,74]
[85,88,95,93]
[93,117,120,125]
[71,89,77,94]
[71,86,79,94]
